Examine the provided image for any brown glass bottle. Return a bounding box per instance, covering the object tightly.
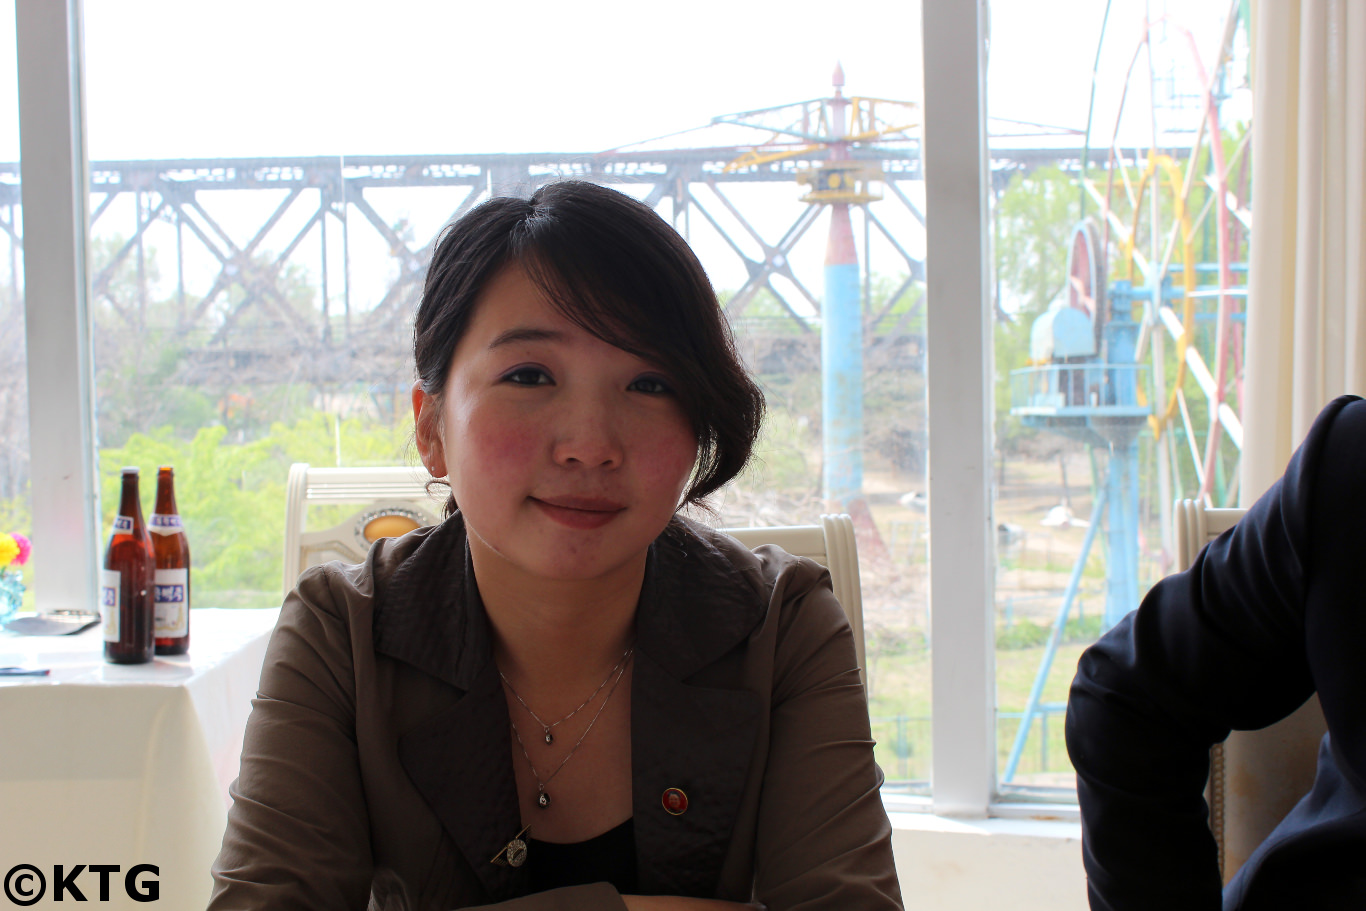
[150,466,191,655]
[103,467,156,664]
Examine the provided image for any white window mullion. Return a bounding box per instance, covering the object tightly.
[17,0,100,612]
[923,0,995,816]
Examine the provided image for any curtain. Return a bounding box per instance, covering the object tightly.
[1242,0,1366,503]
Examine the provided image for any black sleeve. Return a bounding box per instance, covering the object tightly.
[1065,395,1366,911]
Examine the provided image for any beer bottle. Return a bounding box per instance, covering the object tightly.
[103,467,155,664]
[150,466,191,655]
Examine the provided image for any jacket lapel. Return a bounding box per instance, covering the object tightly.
[376,516,527,902]
[397,661,527,901]
[632,521,766,897]
[374,515,769,901]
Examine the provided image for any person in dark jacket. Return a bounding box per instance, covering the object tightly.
[1067,394,1366,911]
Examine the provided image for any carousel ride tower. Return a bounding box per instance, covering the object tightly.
[716,64,918,515]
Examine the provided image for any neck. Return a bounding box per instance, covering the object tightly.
[472,542,644,687]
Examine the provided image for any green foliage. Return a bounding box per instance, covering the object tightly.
[740,408,819,492]
[996,165,1078,320]
[90,234,330,448]
[99,414,415,608]
[867,273,924,336]
[727,288,809,333]
[995,615,1102,651]
[994,315,1033,452]
[992,165,1080,452]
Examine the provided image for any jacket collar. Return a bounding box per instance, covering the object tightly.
[375,513,767,902]
[373,513,766,688]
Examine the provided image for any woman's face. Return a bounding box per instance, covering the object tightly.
[414,263,698,586]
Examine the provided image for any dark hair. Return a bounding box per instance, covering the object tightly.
[413,180,765,518]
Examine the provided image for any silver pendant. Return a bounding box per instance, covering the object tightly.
[544,729,554,745]
[536,790,552,809]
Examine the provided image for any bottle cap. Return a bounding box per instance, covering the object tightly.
[121,467,139,475]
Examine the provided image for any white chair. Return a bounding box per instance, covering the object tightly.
[722,515,866,691]
[1173,498,1328,884]
[283,464,867,689]
[283,462,443,596]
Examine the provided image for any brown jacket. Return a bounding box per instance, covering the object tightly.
[209,515,902,910]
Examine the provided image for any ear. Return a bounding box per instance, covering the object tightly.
[412,382,448,479]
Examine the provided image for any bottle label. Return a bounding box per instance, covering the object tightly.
[149,514,184,536]
[154,568,189,636]
[101,569,121,641]
[111,516,133,535]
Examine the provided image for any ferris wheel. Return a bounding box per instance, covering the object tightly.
[1077,0,1251,556]
[1004,0,1249,784]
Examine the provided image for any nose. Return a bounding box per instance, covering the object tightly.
[551,393,624,469]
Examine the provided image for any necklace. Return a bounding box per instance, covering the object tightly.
[500,646,633,745]
[507,648,633,810]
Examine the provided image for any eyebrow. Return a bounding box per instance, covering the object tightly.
[487,326,566,350]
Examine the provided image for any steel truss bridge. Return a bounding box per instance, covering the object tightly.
[0,144,1107,389]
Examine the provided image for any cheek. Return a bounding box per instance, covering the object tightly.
[448,402,541,497]
[635,419,699,494]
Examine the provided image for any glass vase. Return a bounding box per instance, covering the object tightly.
[0,568,24,624]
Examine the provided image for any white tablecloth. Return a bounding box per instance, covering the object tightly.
[0,608,279,910]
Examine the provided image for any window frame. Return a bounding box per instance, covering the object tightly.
[16,0,1017,814]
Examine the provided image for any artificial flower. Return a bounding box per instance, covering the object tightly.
[0,533,16,568]
[11,532,30,566]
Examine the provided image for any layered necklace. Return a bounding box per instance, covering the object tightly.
[500,646,634,810]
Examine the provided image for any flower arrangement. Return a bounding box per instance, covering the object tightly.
[0,532,30,622]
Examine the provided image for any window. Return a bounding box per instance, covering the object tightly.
[17,0,1075,812]
[987,0,1252,798]
[0,0,29,611]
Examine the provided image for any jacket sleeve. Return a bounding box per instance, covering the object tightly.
[750,562,904,910]
[1065,395,1366,910]
[208,564,375,910]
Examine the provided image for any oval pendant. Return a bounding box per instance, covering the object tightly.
[536,791,552,809]
[544,730,554,745]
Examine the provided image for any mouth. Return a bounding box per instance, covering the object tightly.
[530,496,626,530]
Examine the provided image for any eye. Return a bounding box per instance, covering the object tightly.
[502,366,553,386]
[628,375,673,395]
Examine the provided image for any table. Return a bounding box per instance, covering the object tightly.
[0,608,279,909]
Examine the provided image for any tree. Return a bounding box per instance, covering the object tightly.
[993,165,1081,453]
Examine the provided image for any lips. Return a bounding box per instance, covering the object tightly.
[534,496,625,512]
[531,496,626,530]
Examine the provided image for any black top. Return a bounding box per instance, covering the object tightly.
[1066,395,1366,911]
[527,818,638,895]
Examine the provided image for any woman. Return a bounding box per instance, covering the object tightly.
[210,181,902,910]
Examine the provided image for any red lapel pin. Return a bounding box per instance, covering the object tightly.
[662,787,689,815]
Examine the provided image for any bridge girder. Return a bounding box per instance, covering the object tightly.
[0,144,1107,389]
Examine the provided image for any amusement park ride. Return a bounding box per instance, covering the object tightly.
[1003,1,1251,783]
[710,63,919,514]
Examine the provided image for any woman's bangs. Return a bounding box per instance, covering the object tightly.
[520,248,674,369]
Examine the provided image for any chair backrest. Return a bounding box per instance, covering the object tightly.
[284,462,443,595]
[1173,498,1328,884]
[720,515,866,692]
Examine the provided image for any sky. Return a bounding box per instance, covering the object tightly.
[0,0,1246,304]
[0,0,1246,159]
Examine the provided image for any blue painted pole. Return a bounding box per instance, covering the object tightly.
[1104,438,1140,629]
[1002,486,1108,784]
[1101,280,1142,629]
[822,202,864,508]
